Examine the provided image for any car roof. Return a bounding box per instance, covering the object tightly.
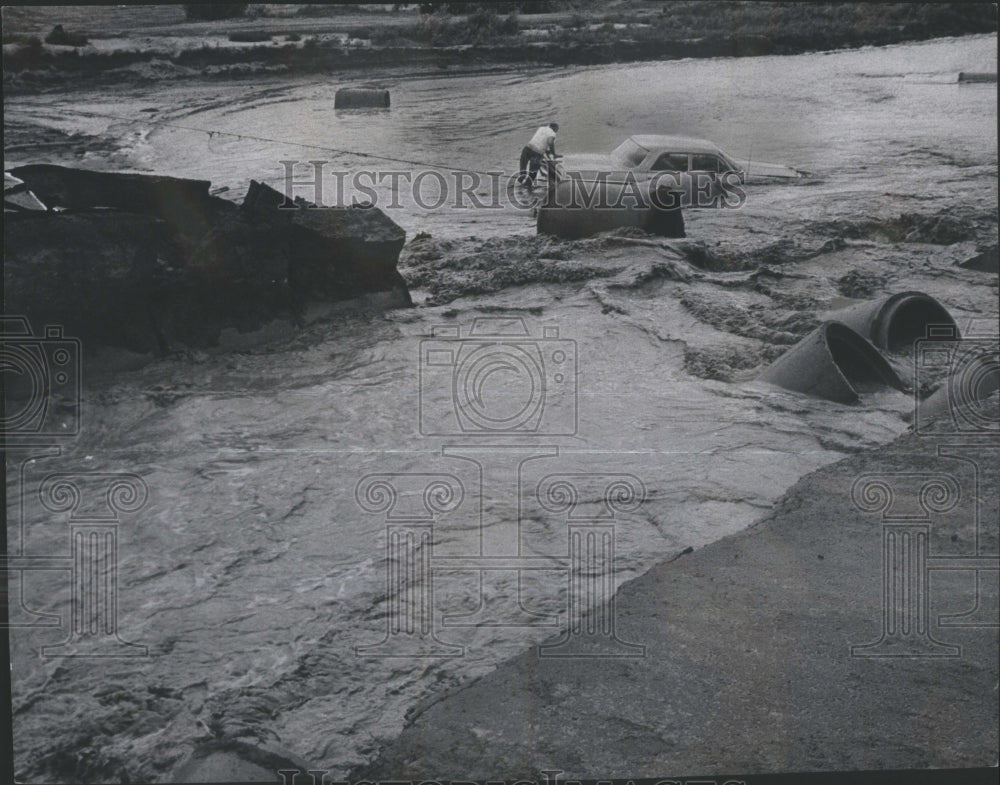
[628,135,726,154]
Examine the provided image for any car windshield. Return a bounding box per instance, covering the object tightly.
[612,138,650,168]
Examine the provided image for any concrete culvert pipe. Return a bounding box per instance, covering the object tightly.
[334,88,390,109]
[758,321,905,404]
[826,291,959,355]
[916,348,1000,433]
[537,179,684,240]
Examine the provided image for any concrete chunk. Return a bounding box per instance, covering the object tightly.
[243,179,410,302]
[958,245,999,273]
[3,167,412,354]
[334,87,390,108]
[9,164,213,215]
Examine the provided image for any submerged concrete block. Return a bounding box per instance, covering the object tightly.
[758,321,905,404]
[334,87,391,108]
[537,179,684,240]
[958,72,997,83]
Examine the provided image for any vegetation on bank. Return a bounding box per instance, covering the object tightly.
[182,3,249,20]
[372,2,998,49]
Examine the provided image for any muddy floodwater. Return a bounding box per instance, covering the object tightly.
[5,34,998,782]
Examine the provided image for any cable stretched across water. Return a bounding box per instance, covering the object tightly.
[12,106,502,178]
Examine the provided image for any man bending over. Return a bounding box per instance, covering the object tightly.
[518,122,559,187]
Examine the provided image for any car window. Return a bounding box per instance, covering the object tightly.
[691,154,722,172]
[612,138,650,168]
[717,154,738,173]
[651,153,689,171]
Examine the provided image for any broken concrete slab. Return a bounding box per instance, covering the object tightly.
[4,166,412,354]
[8,164,215,216]
[243,179,412,304]
[4,172,47,211]
[8,164,235,263]
[958,245,999,273]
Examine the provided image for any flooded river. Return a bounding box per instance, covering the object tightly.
[5,34,998,782]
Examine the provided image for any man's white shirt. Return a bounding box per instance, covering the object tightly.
[527,126,556,155]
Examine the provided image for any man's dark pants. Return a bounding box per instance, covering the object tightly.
[518,146,544,185]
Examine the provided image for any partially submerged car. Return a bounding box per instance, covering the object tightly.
[553,134,807,186]
[535,134,806,239]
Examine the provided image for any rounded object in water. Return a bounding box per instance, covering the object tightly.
[825,291,958,355]
[537,179,684,240]
[334,87,390,109]
[171,739,310,783]
[758,321,905,404]
[958,72,997,83]
[915,345,1000,434]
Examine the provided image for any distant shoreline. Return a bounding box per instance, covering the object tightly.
[4,1,997,93]
[5,31,997,94]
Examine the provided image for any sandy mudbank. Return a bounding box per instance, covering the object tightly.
[358,426,999,778]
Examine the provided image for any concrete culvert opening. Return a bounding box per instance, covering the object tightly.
[826,323,904,394]
[882,295,958,354]
[757,321,904,403]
